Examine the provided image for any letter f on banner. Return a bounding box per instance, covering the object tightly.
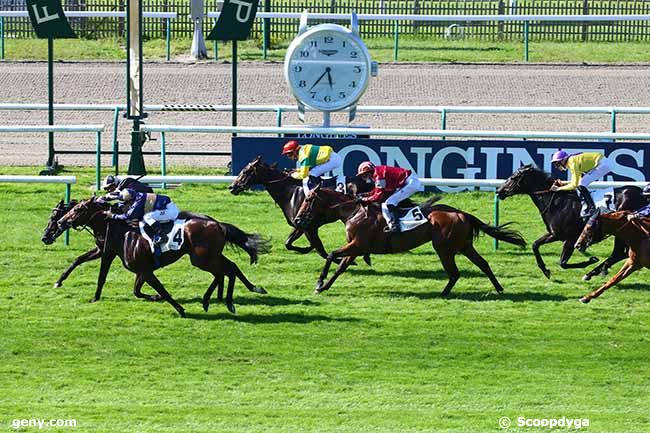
[207,0,259,41]
[26,0,76,39]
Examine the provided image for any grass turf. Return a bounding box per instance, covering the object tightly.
[1,167,649,432]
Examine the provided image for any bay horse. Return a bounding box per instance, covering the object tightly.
[293,186,526,295]
[575,211,650,303]
[48,197,270,316]
[496,164,644,280]
[229,155,373,264]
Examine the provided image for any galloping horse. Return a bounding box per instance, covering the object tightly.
[48,197,270,316]
[229,156,372,263]
[294,187,526,295]
[575,211,650,303]
[496,164,644,280]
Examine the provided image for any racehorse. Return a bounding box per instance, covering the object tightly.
[229,156,373,264]
[496,164,644,280]
[293,186,526,295]
[575,211,650,303]
[47,197,270,316]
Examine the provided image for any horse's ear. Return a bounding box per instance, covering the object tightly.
[254,155,262,162]
[57,199,64,207]
[270,161,278,169]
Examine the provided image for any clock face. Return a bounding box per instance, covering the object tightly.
[285,25,371,112]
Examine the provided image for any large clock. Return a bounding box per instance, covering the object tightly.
[284,18,375,114]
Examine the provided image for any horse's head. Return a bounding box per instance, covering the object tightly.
[229,156,280,195]
[575,210,603,253]
[497,164,554,199]
[294,186,333,230]
[41,199,78,245]
[56,197,108,238]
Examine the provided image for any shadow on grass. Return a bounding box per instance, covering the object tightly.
[184,311,363,324]
[175,295,321,307]
[373,44,503,53]
[384,290,568,302]
[604,282,650,292]
[351,268,486,279]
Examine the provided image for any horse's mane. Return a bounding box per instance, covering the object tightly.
[255,159,302,187]
[516,164,556,183]
[314,187,350,202]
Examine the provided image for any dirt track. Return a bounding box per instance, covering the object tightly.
[1,61,650,168]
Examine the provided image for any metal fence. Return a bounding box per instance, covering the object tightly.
[3,0,650,41]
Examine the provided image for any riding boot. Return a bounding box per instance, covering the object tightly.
[576,185,596,219]
[383,205,400,234]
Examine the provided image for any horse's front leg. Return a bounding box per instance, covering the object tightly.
[90,252,117,303]
[141,271,185,317]
[315,241,361,294]
[531,232,558,279]
[133,273,162,302]
[317,256,357,294]
[580,258,641,303]
[284,227,313,254]
[303,228,329,260]
[582,238,628,281]
[559,238,599,269]
[54,247,102,288]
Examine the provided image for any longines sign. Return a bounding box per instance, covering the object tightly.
[232,137,649,192]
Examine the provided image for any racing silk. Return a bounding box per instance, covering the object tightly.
[113,189,172,221]
[291,144,334,180]
[556,152,604,191]
[635,203,650,218]
[363,165,412,203]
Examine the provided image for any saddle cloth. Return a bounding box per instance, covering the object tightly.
[590,187,616,214]
[395,206,428,232]
[138,219,186,253]
[307,175,347,194]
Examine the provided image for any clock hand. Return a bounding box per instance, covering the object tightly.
[309,69,329,91]
[326,67,333,89]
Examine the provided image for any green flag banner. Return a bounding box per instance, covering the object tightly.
[207,0,259,41]
[26,0,76,39]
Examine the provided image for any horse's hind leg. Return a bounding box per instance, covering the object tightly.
[582,239,627,281]
[437,251,460,297]
[462,244,504,294]
[202,274,224,312]
[230,261,266,295]
[133,273,163,302]
[580,259,641,303]
[142,272,185,317]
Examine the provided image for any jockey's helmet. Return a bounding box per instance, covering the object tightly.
[102,175,118,191]
[643,184,650,196]
[551,150,569,164]
[357,161,375,176]
[282,140,300,155]
[119,189,134,202]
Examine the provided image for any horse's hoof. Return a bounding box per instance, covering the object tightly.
[496,289,504,296]
[252,286,267,295]
[53,282,62,289]
[440,290,451,298]
[226,303,236,314]
[582,274,591,282]
[542,269,551,279]
[579,297,591,304]
[202,301,210,312]
[588,256,599,264]
[89,297,99,303]
[178,309,186,318]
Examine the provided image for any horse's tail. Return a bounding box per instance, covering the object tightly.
[218,222,272,264]
[464,213,527,248]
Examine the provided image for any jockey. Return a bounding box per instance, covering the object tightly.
[550,150,612,218]
[281,140,342,194]
[357,161,424,233]
[106,188,179,245]
[101,175,153,197]
[627,184,650,221]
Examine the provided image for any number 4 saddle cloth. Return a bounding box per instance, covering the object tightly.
[138,220,186,253]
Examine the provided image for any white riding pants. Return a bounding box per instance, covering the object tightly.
[302,151,343,194]
[579,157,612,187]
[381,173,424,221]
[143,202,179,226]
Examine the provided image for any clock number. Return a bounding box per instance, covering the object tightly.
[324,36,334,43]
[300,50,309,58]
[342,41,347,47]
[294,65,302,73]
[349,81,357,88]
[339,92,346,99]
[350,51,358,59]
[298,80,307,88]
[324,95,332,103]
[353,66,362,73]
[310,92,317,99]
[309,40,318,48]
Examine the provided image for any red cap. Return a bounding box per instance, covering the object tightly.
[282,140,300,155]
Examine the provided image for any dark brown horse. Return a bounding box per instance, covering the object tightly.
[575,211,650,303]
[48,197,270,316]
[496,164,644,280]
[294,187,526,295]
[229,156,372,264]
